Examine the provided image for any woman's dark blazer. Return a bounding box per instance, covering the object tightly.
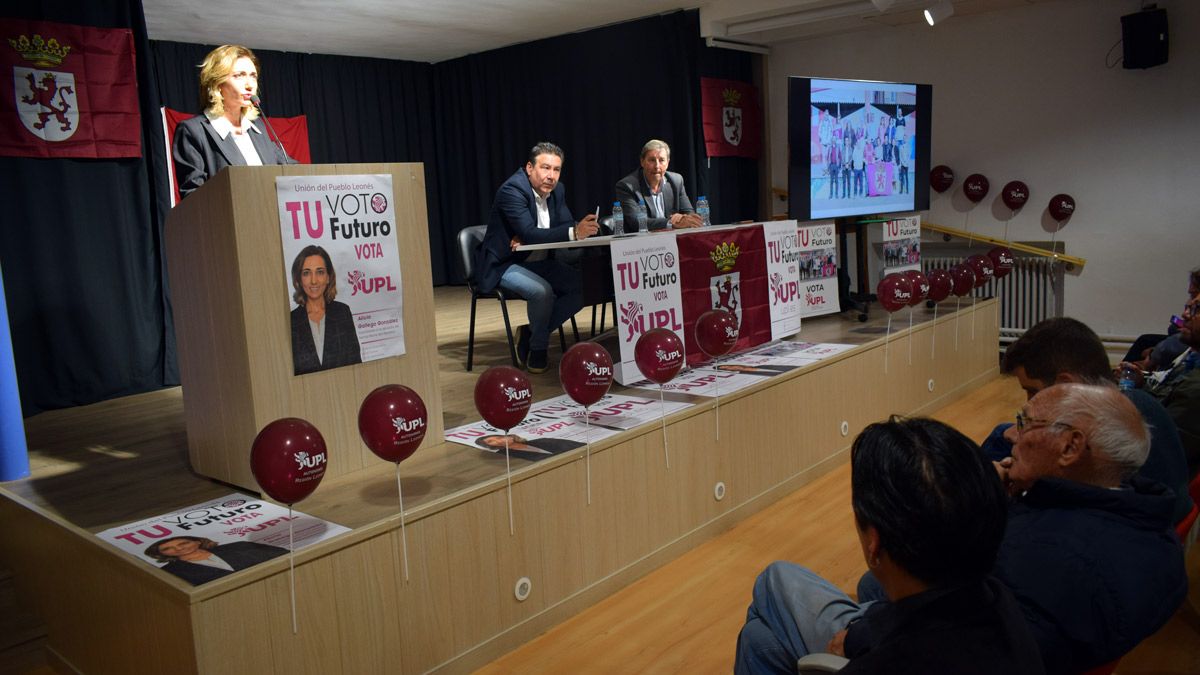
[172,114,293,199]
[290,300,362,375]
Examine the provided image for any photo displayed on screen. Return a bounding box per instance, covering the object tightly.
[808,79,917,219]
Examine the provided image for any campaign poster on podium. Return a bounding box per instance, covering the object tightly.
[276,175,405,376]
[797,222,841,318]
[763,220,803,340]
[610,234,685,385]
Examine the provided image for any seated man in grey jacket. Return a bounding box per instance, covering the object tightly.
[615,139,702,231]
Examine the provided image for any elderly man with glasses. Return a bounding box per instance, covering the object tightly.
[989,383,1185,673]
[737,385,1185,675]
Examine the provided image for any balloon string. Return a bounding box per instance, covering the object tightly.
[884,314,891,375]
[289,507,298,635]
[955,297,961,351]
[584,406,592,506]
[971,295,977,340]
[659,385,670,470]
[931,304,939,360]
[907,308,913,365]
[396,463,409,581]
[504,435,515,536]
[714,373,721,441]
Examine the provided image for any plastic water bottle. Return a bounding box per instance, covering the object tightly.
[635,195,648,232]
[697,196,711,227]
[611,201,624,235]
[1118,365,1137,392]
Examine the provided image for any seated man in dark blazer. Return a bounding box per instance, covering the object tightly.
[615,139,703,231]
[473,142,600,373]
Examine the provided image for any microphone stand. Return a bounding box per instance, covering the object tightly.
[250,94,294,164]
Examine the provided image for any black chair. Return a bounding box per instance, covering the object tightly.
[456,225,577,371]
[587,216,617,336]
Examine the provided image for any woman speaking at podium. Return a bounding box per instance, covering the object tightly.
[172,44,293,199]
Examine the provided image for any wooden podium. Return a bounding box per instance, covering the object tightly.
[165,163,443,492]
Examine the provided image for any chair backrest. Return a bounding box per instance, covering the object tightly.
[600,215,614,234]
[456,225,487,286]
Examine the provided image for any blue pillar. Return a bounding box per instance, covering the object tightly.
[0,262,29,482]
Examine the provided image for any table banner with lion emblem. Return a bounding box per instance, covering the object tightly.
[677,225,772,365]
[0,19,140,158]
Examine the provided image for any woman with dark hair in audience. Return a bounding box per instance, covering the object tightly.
[735,417,1043,674]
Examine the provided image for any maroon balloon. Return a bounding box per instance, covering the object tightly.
[876,273,913,313]
[358,384,428,464]
[1048,193,1075,221]
[250,418,327,504]
[1001,180,1029,210]
[926,267,953,303]
[474,366,533,430]
[902,270,929,306]
[949,264,976,297]
[988,246,1015,280]
[965,254,995,289]
[695,309,740,358]
[559,342,614,407]
[963,173,990,203]
[930,165,954,193]
[634,328,685,384]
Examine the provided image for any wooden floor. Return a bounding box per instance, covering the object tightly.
[475,376,1200,674]
[7,287,1199,673]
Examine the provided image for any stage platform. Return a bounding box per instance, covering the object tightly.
[0,288,999,674]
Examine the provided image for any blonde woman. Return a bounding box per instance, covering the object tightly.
[172,44,293,198]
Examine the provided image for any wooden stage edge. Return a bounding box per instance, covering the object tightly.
[1,297,1000,675]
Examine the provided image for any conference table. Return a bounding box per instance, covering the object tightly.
[514,223,755,338]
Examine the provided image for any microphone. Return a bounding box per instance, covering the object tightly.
[250,94,294,165]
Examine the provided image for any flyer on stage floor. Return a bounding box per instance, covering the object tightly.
[444,392,692,459]
[625,340,857,398]
[97,493,350,586]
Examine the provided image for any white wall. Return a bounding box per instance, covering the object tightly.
[766,0,1198,337]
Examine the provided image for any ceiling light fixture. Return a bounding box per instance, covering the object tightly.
[924,0,954,26]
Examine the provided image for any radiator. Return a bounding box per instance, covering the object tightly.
[922,256,1064,338]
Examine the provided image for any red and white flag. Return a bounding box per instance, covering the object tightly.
[0,19,141,158]
[701,77,762,159]
[677,226,772,364]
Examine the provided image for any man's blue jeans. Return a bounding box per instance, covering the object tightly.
[498,259,581,351]
[734,563,884,674]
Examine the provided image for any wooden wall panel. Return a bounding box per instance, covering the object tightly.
[3,300,1000,675]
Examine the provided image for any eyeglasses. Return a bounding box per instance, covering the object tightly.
[1183,302,1200,318]
[1014,411,1075,435]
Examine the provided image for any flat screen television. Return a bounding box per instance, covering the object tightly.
[788,76,931,221]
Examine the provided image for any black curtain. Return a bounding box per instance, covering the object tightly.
[0,0,172,414]
[6,7,759,415]
[430,11,704,283]
[698,39,758,227]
